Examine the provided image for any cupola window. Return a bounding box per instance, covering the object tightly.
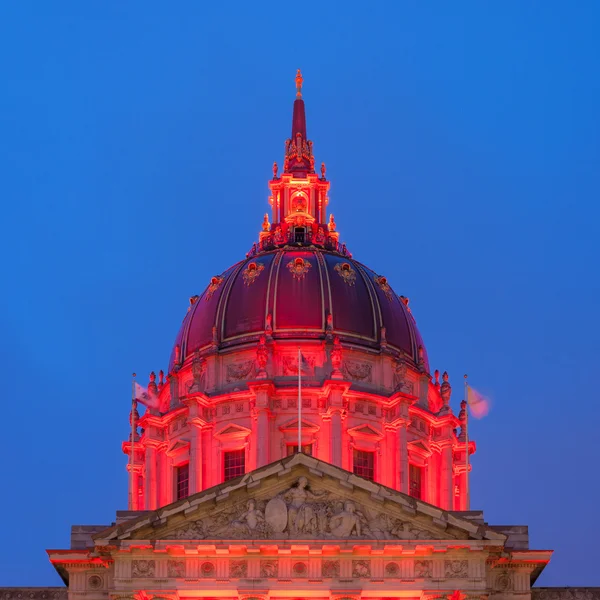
[409,464,423,500]
[294,227,306,244]
[223,449,246,481]
[175,463,189,500]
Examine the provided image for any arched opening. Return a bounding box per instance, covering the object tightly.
[294,227,306,244]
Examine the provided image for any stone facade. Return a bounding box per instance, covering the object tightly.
[48,456,552,600]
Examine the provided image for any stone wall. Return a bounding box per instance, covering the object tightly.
[0,589,67,600]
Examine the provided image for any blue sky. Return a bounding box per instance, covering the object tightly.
[0,1,599,586]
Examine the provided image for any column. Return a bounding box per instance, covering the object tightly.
[256,408,270,467]
[440,443,453,510]
[384,425,397,489]
[397,424,408,494]
[145,446,157,510]
[319,415,331,463]
[190,424,203,494]
[330,410,343,467]
[202,425,214,488]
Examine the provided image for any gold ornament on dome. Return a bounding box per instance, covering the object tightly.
[375,275,393,301]
[335,262,356,286]
[287,257,312,280]
[242,261,265,286]
[205,276,224,300]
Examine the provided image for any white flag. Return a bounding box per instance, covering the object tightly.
[467,385,490,419]
[134,382,160,410]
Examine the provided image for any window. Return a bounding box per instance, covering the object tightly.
[286,444,313,456]
[409,464,423,500]
[175,463,189,500]
[224,449,245,481]
[353,449,375,481]
[294,227,305,243]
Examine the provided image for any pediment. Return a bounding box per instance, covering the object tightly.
[95,455,505,546]
[279,417,319,433]
[348,424,383,439]
[214,423,251,439]
[166,439,190,457]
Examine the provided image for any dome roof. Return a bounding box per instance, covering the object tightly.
[169,248,429,372]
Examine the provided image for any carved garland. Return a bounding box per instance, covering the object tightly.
[335,262,356,285]
[287,257,312,280]
[242,261,264,285]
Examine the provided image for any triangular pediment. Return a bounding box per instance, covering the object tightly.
[349,424,382,438]
[214,423,251,438]
[94,455,505,545]
[279,417,319,433]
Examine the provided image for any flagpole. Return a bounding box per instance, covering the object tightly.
[298,348,302,452]
[464,373,470,510]
[129,372,136,510]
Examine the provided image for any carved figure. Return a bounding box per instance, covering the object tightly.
[262,213,270,231]
[256,335,268,377]
[175,519,205,539]
[229,499,265,536]
[440,371,452,406]
[331,336,342,376]
[273,226,284,244]
[188,353,206,393]
[329,500,361,537]
[279,476,328,536]
[315,226,325,244]
[328,214,336,232]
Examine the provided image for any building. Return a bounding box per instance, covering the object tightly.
[1,72,596,600]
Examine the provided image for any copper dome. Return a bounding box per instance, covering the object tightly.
[169,248,428,372]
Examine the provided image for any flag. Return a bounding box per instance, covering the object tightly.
[466,385,490,419]
[134,382,160,410]
[298,352,311,373]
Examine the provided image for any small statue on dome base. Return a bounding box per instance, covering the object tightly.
[440,371,452,411]
[256,335,268,378]
[273,226,284,245]
[262,213,270,232]
[328,214,336,232]
[330,336,343,379]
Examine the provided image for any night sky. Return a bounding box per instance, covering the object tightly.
[1,1,599,586]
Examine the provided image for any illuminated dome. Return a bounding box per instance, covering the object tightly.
[124,71,470,516]
[169,249,429,372]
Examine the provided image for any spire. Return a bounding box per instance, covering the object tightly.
[284,70,313,174]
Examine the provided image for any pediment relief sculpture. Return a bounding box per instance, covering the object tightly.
[161,476,449,541]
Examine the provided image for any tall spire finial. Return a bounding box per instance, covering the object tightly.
[295,69,303,98]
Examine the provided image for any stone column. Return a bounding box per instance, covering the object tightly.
[249,383,273,469]
[190,424,203,494]
[330,410,343,467]
[202,425,214,488]
[397,423,408,494]
[145,446,157,510]
[384,424,397,489]
[440,442,453,510]
[256,408,270,467]
[319,414,331,463]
